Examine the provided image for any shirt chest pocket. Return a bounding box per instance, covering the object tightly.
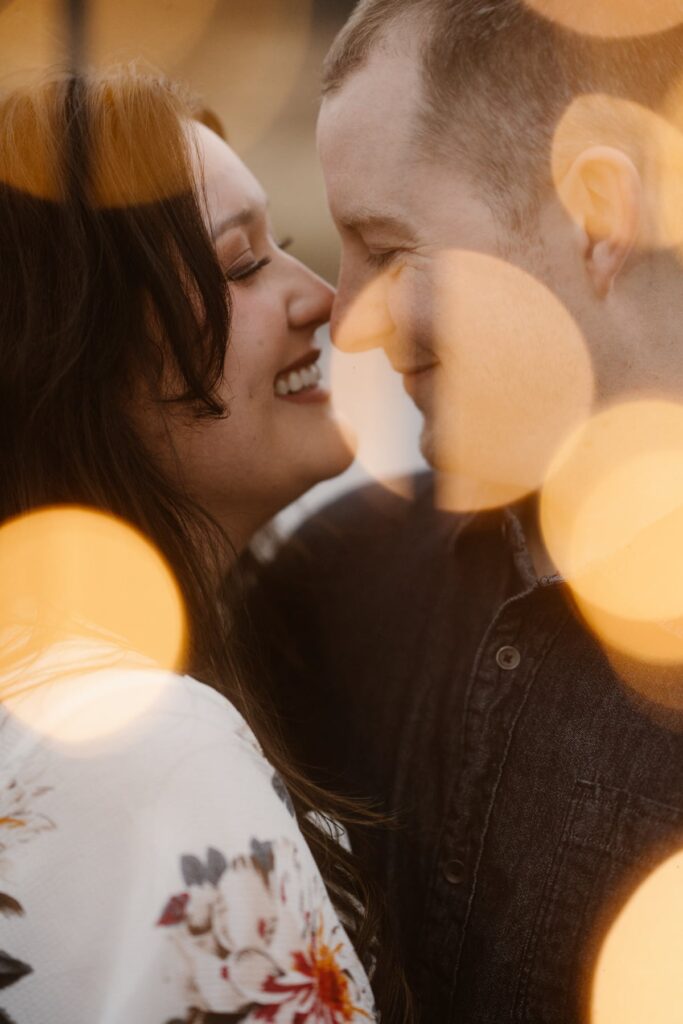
[513,778,683,1024]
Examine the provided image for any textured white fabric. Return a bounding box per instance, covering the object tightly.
[0,650,376,1023]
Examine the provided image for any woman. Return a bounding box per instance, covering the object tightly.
[0,68,409,1023]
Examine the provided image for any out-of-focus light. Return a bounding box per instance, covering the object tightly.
[523,0,683,39]
[330,346,423,501]
[552,94,683,251]
[541,400,683,674]
[0,72,195,205]
[333,251,593,510]
[0,0,217,86]
[0,506,186,743]
[431,251,593,511]
[176,0,312,156]
[592,848,683,1024]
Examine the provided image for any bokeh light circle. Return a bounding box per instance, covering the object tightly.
[431,251,593,511]
[0,506,186,743]
[523,0,683,39]
[592,848,683,1024]
[176,0,312,156]
[333,251,594,510]
[541,400,683,671]
[0,0,218,85]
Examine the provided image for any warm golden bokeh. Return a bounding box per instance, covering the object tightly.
[591,848,683,1024]
[431,251,593,512]
[552,93,683,252]
[0,507,186,742]
[541,400,683,675]
[332,251,593,510]
[0,0,217,84]
[0,69,195,205]
[523,0,683,38]
[329,345,420,501]
[176,0,312,156]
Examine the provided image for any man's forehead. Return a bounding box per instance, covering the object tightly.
[317,51,426,227]
[318,35,424,155]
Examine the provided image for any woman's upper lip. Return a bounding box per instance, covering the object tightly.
[276,348,322,377]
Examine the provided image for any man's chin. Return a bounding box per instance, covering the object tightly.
[419,423,451,473]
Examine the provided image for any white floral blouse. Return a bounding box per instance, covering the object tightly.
[0,649,376,1023]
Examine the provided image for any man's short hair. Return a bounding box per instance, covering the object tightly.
[323,0,683,222]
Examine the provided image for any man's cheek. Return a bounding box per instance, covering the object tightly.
[386,267,435,351]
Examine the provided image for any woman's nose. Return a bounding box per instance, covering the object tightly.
[288,264,335,332]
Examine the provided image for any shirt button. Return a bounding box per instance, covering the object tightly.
[496,645,521,670]
[443,858,465,885]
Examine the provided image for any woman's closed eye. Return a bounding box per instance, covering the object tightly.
[226,255,272,283]
[224,237,294,284]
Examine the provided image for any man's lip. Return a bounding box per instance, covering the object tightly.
[276,348,321,377]
[394,361,439,376]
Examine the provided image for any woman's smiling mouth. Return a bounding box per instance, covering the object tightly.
[274,349,330,403]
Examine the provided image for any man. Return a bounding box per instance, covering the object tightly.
[250,2,683,1020]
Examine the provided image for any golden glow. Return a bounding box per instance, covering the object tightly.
[523,0,683,38]
[331,266,431,500]
[552,94,683,251]
[0,72,194,206]
[329,346,422,501]
[332,251,592,509]
[431,251,593,511]
[0,0,217,84]
[176,0,312,155]
[591,849,683,1024]
[331,266,425,498]
[0,507,186,743]
[541,400,683,670]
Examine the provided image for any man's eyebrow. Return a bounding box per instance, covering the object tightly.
[339,210,416,237]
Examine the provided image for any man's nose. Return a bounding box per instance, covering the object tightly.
[330,273,394,353]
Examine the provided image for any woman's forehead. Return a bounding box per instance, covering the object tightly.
[189,120,267,229]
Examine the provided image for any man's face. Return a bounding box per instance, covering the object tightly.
[317,36,595,506]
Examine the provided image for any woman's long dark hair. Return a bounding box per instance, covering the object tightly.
[0,67,411,1020]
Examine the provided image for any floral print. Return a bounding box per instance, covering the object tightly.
[1,669,375,1023]
[157,840,374,1022]
[0,760,55,1015]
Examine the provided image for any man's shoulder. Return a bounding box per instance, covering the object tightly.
[288,470,458,563]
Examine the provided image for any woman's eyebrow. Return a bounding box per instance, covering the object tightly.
[210,207,256,241]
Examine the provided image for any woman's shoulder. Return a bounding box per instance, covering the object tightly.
[0,655,377,1022]
[2,657,292,827]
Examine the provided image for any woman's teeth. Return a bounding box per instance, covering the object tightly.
[274,362,322,396]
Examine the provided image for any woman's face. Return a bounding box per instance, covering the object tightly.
[156,122,353,548]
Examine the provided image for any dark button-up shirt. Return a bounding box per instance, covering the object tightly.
[249,474,683,1023]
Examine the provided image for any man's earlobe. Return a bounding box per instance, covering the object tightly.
[559,146,642,299]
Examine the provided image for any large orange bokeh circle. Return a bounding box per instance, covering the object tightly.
[541,400,683,672]
[523,0,683,39]
[591,849,683,1024]
[0,507,187,744]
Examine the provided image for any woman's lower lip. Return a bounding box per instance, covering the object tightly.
[275,387,331,405]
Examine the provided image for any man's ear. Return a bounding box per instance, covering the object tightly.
[559,146,642,298]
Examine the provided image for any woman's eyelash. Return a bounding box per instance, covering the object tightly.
[225,237,293,283]
[226,256,272,282]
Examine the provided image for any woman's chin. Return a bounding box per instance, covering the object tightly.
[283,414,357,506]
[302,420,357,491]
